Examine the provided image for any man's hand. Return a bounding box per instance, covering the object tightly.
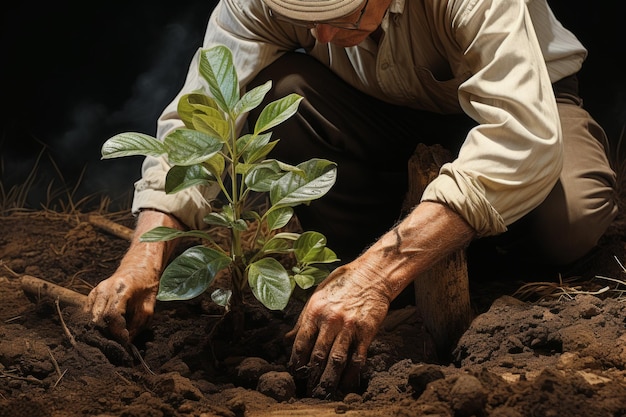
[85,264,161,344]
[286,202,476,398]
[287,263,390,398]
[84,209,183,344]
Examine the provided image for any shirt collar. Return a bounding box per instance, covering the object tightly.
[381,0,405,31]
[389,0,405,14]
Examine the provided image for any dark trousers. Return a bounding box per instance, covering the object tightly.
[248,53,618,266]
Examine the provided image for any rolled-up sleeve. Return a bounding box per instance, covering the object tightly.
[422,0,563,237]
[131,0,303,228]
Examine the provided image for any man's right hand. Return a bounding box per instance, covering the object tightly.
[84,209,183,344]
[85,263,161,344]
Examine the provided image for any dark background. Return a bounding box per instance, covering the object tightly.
[1,1,624,211]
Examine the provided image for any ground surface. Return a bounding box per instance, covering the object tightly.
[1,206,626,417]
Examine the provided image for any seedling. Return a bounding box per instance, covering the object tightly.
[101,45,339,321]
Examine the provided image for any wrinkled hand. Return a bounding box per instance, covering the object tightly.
[286,202,477,398]
[84,209,181,345]
[286,263,391,398]
[84,267,160,345]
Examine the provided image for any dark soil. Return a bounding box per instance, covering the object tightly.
[1,207,626,417]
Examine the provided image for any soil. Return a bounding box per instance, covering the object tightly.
[1,205,626,417]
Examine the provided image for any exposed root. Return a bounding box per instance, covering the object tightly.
[20,275,88,307]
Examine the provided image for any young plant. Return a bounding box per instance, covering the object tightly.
[101,45,339,317]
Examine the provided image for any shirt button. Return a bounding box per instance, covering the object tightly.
[381,62,390,70]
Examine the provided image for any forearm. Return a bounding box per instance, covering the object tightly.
[356,201,476,301]
[117,209,185,279]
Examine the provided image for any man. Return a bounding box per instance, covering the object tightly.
[86,0,618,398]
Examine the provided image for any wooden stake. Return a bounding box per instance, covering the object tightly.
[404,144,472,362]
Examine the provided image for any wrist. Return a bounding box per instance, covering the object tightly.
[354,202,476,302]
[119,209,184,280]
[118,244,166,282]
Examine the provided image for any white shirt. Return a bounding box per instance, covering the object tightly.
[133,0,587,236]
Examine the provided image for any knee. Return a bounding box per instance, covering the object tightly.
[537,217,612,265]
[531,189,619,266]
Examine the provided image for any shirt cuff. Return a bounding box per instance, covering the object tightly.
[131,156,220,230]
[421,164,507,237]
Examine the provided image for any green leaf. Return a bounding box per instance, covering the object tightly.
[203,205,248,231]
[235,162,255,177]
[244,163,284,192]
[234,81,272,116]
[270,159,337,207]
[199,45,239,112]
[101,132,166,159]
[293,231,326,263]
[258,234,295,255]
[232,219,248,231]
[237,132,276,164]
[293,231,339,264]
[164,129,223,166]
[165,164,215,194]
[140,226,214,242]
[177,93,221,129]
[315,247,340,264]
[192,113,230,140]
[176,92,229,139]
[293,266,329,289]
[253,94,303,135]
[204,153,226,178]
[211,288,232,307]
[272,232,301,241]
[203,212,232,228]
[266,206,294,230]
[247,141,278,165]
[157,246,232,301]
[247,258,293,310]
[241,210,261,223]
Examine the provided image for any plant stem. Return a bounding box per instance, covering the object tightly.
[228,116,245,293]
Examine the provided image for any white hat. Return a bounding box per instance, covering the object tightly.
[263,0,363,21]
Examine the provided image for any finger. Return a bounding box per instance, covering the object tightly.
[288,319,318,377]
[105,313,130,345]
[305,321,345,396]
[127,295,155,340]
[285,298,308,341]
[311,330,352,399]
[87,288,108,323]
[338,343,367,395]
[84,289,95,313]
[306,340,335,396]
[284,322,300,341]
[98,293,130,344]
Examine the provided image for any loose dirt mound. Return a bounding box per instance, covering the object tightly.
[1,210,625,417]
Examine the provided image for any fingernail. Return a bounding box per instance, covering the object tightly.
[294,365,310,379]
[311,385,333,400]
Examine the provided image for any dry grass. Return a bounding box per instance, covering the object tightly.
[513,270,626,303]
[0,149,132,218]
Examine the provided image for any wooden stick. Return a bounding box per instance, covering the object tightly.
[20,275,87,307]
[404,144,472,362]
[88,214,133,241]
